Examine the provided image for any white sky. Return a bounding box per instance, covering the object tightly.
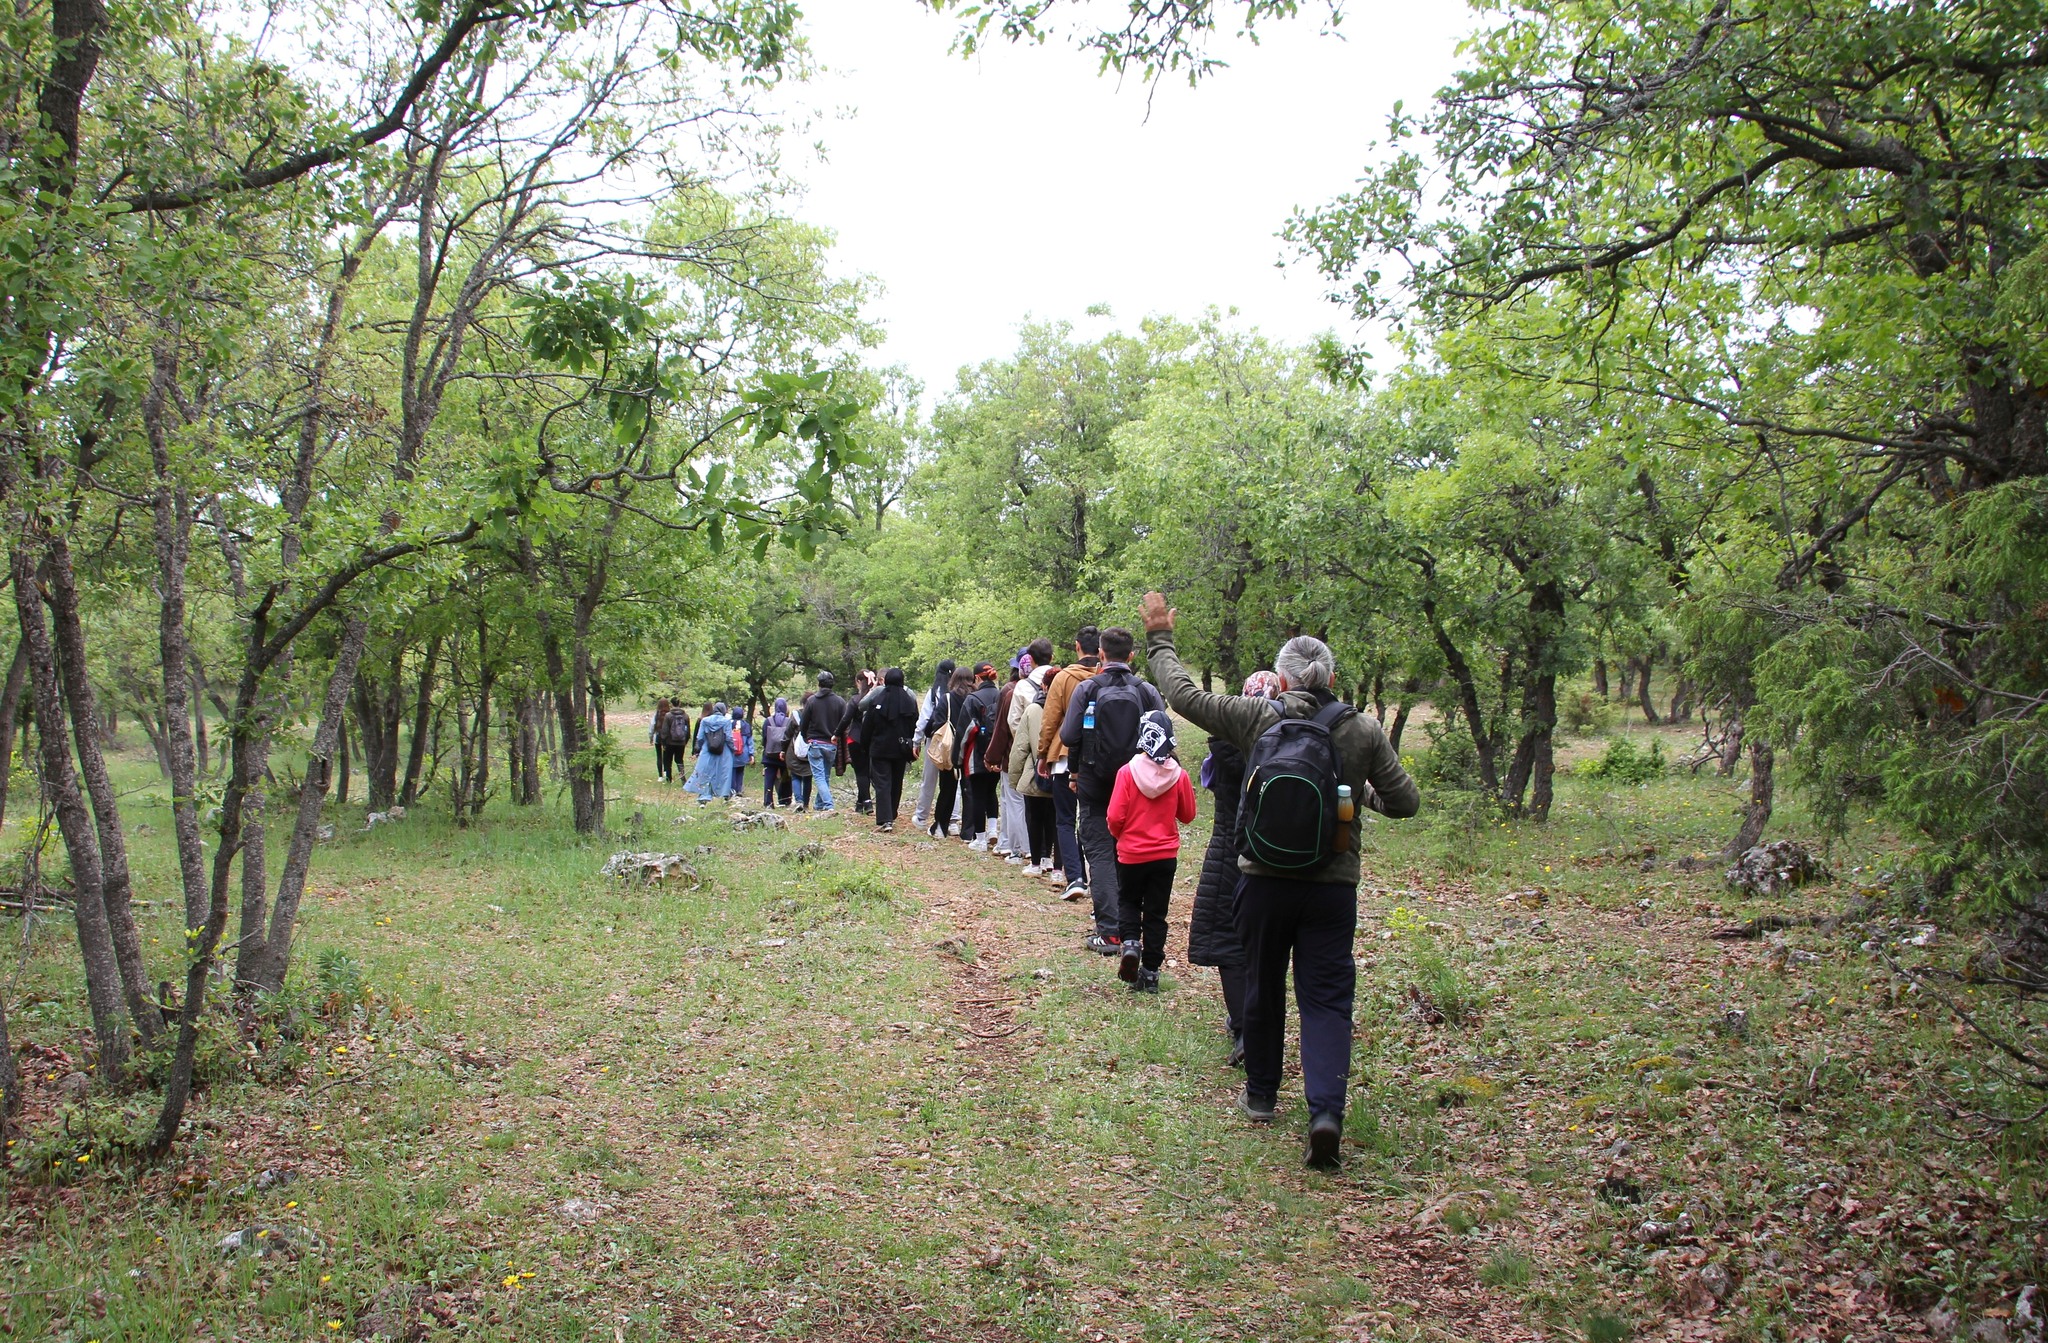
[777,0,1477,403]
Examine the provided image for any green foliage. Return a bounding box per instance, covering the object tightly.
[1559,690,1616,737]
[1579,737,1665,785]
[1480,1245,1534,1288]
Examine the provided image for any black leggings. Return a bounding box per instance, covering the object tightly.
[1023,795,1055,864]
[963,771,998,840]
[933,771,958,836]
[852,752,873,810]
[1116,857,1177,970]
[872,756,907,827]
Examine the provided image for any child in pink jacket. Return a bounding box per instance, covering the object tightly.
[1106,710,1198,991]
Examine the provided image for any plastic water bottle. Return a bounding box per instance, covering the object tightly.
[1336,784,1355,823]
[1082,699,1096,731]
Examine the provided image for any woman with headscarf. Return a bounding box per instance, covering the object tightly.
[860,667,922,832]
[910,659,956,831]
[761,696,795,807]
[687,701,736,803]
[729,706,754,798]
[1190,669,1279,1064]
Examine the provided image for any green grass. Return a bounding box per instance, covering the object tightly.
[0,717,2040,1340]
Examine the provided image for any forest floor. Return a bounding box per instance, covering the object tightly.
[0,722,2042,1342]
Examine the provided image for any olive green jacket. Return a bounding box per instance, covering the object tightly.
[1145,630,1420,886]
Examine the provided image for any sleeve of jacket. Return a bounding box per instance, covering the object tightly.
[1106,765,1133,838]
[1039,670,1072,761]
[1058,673,1095,750]
[1144,631,1272,754]
[1174,770,1198,825]
[1356,719,1422,819]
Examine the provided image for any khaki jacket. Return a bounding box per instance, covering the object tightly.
[1145,630,1420,886]
[1036,656,1100,768]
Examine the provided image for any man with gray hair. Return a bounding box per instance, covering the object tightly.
[1140,592,1420,1169]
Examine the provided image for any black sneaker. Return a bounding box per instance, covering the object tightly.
[1117,941,1141,983]
[1085,933,1121,956]
[1236,1088,1276,1124]
[1306,1111,1342,1169]
[1136,968,1160,993]
[1227,1033,1245,1069]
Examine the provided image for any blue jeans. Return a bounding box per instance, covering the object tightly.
[1049,770,1082,884]
[807,742,836,810]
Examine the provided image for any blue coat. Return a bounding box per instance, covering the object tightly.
[688,714,735,797]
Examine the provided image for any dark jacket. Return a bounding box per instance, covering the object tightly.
[799,691,847,749]
[983,681,1019,772]
[1146,629,1420,886]
[958,684,1001,776]
[1189,735,1246,967]
[1057,662,1165,805]
[861,686,921,761]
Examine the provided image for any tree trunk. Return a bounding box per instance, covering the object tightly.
[1592,656,1609,699]
[517,695,541,804]
[1726,738,1774,857]
[0,992,16,1127]
[190,666,209,774]
[244,619,367,995]
[1423,596,1501,794]
[0,640,28,834]
[1631,656,1661,725]
[398,632,441,806]
[1667,673,1694,724]
[12,542,129,1078]
[335,717,351,805]
[1720,715,1745,776]
[43,536,162,1042]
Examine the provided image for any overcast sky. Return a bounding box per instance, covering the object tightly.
[772,1,1476,403]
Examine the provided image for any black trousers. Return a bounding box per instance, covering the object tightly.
[657,742,685,780]
[871,756,907,827]
[1235,874,1357,1119]
[852,752,873,811]
[1219,962,1248,1037]
[762,758,794,806]
[1023,795,1055,865]
[933,771,957,836]
[1116,857,1176,970]
[963,771,998,840]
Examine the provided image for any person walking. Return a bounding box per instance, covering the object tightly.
[1038,626,1100,901]
[910,660,955,832]
[959,662,1002,850]
[730,708,754,798]
[688,701,737,803]
[761,697,795,807]
[798,672,847,813]
[924,669,971,837]
[1106,710,1197,993]
[842,670,877,815]
[1007,659,1057,875]
[651,698,676,782]
[1191,670,1279,1067]
[860,667,921,831]
[982,660,1022,858]
[1139,591,1420,1169]
[1059,626,1163,955]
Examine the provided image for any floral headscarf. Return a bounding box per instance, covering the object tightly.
[1242,670,1282,700]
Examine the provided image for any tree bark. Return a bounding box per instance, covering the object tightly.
[1422,594,1500,794]
[0,640,27,834]
[1592,656,1609,699]
[245,619,367,994]
[1630,656,1661,724]
[12,541,129,1077]
[1726,738,1775,857]
[43,535,161,1042]
[398,632,441,806]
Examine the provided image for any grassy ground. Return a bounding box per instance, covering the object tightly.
[0,719,2041,1342]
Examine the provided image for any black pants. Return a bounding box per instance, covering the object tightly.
[1219,962,1248,1037]
[1023,795,1055,865]
[963,771,998,841]
[852,752,873,811]
[658,743,685,780]
[933,771,957,836]
[762,758,794,806]
[730,766,745,796]
[871,756,906,827]
[1235,874,1357,1119]
[1116,857,1176,970]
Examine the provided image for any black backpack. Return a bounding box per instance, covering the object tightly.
[1238,700,1354,871]
[703,722,730,756]
[663,712,692,746]
[1075,669,1163,799]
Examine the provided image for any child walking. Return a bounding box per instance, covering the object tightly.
[1106,709,1198,992]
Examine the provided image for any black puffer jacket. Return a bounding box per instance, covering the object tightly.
[1187,735,1246,968]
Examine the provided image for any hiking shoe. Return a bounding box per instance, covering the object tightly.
[1117,941,1141,983]
[1236,1089,1276,1124]
[1306,1112,1343,1170]
[1227,1033,1245,1069]
[1136,968,1160,993]
[1061,882,1088,902]
[1086,933,1122,956]
[877,823,893,834]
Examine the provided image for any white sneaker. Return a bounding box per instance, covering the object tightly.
[968,837,989,853]
[1005,855,1026,866]
[1046,869,1066,885]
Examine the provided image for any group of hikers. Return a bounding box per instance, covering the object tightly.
[647,595,1420,1169]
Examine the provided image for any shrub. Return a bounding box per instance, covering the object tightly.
[1579,736,1665,784]
[1560,690,1617,736]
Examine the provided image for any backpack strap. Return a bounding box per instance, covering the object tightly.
[1310,700,1355,731]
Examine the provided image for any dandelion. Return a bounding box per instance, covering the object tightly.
[520,1272,534,1280]
[334,1046,348,1055]
[327,1321,342,1331]
[76,1154,90,1164]
[286,1201,298,1209]
[321,1274,332,1284]
[502,1274,520,1288]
